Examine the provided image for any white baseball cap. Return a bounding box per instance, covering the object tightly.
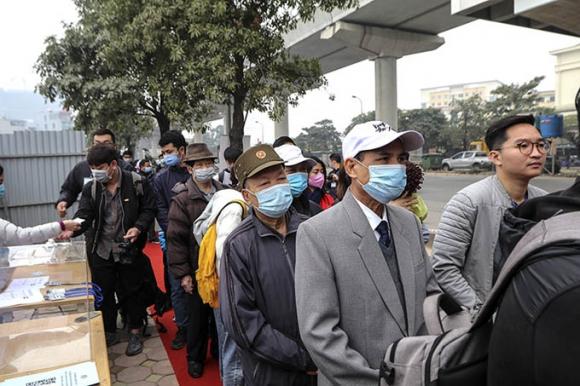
[274,144,311,166]
[342,121,424,160]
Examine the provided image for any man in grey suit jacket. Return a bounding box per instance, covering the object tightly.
[295,121,437,386]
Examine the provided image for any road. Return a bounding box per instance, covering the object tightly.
[421,173,576,230]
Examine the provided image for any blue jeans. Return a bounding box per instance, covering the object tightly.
[164,251,189,328]
[214,307,244,386]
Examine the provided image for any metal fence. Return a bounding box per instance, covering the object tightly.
[0,130,86,227]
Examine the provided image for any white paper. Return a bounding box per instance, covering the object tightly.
[72,218,85,224]
[5,276,49,291]
[2,361,99,386]
[0,288,44,308]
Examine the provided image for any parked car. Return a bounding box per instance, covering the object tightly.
[441,151,492,172]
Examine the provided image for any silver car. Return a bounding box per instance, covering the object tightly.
[441,151,492,172]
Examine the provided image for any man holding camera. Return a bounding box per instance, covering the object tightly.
[69,144,157,356]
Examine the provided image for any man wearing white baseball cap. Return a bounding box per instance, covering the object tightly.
[274,143,322,217]
[295,121,437,386]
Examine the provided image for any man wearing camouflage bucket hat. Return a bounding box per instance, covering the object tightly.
[219,144,317,386]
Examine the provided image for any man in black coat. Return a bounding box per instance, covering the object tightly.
[67,144,157,357]
[55,128,134,218]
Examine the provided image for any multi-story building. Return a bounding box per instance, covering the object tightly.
[537,90,556,110]
[420,80,503,113]
[41,110,73,131]
[551,44,580,115]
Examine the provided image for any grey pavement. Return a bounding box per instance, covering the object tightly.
[422,172,577,230]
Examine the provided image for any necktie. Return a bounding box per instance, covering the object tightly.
[376,221,407,327]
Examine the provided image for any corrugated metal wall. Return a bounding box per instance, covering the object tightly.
[0,130,86,227]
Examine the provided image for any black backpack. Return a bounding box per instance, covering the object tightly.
[381,208,580,386]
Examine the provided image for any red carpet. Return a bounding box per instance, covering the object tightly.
[144,243,221,386]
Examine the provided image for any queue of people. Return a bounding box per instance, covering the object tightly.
[0,112,560,385]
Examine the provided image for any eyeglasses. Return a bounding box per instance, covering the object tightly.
[495,139,551,156]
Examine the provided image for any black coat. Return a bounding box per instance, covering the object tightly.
[73,169,157,256]
[219,208,316,386]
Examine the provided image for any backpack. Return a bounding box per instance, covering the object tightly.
[91,171,144,200]
[196,199,248,308]
[380,211,580,386]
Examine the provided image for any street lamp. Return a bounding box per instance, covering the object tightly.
[255,120,264,143]
[352,95,363,115]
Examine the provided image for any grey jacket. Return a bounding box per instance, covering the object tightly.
[431,175,546,309]
[295,190,436,386]
[0,218,61,247]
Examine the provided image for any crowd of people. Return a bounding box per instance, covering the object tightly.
[0,112,561,385]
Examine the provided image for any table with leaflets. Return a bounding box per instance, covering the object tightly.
[0,241,110,386]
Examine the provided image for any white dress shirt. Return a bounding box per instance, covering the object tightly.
[353,196,388,242]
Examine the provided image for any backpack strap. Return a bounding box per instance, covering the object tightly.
[472,211,580,329]
[131,172,144,196]
[91,179,98,202]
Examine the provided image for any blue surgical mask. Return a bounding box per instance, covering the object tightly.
[248,183,293,218]
[356,161,407,204]
[143,167,152,174]
[287,172,308,197]
[91,168,112,184]
[194,166,216,182]
[0,184,5,199]
[163,153,180,167]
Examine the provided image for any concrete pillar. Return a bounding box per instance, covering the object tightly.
[274,109,289,140]
[375,56,398,130]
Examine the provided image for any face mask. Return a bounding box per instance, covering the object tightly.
[163,153,180,167]
[194,166,216,182]
[143,167,152,174]
[91,168,112,184]
[248,183,293,218]
[356,161,406,204]
[0,184,5,199]
[287,172,308,197]
[308,172,325,189]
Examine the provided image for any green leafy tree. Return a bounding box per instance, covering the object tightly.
[399,108,447,151]
[486,76,551,118]
[189,0,358,150]
[36,0,222,136]
[448,95,488,151]
[295,119,342,153]
[344,111,375,135]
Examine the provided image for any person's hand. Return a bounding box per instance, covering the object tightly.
[181,275,194,294]
[390,195,417,210]
[123,227,141,243]
[62,220,81,232]
[56,230,74,241]
[56,201,68,218]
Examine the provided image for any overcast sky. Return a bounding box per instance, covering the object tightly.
[1,0,579,143]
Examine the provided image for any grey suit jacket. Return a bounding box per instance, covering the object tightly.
[295,190,436,386]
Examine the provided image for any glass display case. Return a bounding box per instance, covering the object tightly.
[0,241,109,385]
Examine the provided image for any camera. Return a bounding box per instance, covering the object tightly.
[117,241,139,265]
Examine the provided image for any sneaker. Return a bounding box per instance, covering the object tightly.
[171,326,186,350]
[126,333,143,356]
[105,332,120,347]
[188,361,204,378]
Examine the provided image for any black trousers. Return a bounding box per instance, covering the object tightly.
[186,285,218,363]
[89,253,147,333]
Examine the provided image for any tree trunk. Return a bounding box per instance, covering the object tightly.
[156,112,171,136]
[230,56,247,151]
[231,94,245,150]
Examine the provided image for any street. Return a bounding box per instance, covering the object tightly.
[421,173,577,230]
